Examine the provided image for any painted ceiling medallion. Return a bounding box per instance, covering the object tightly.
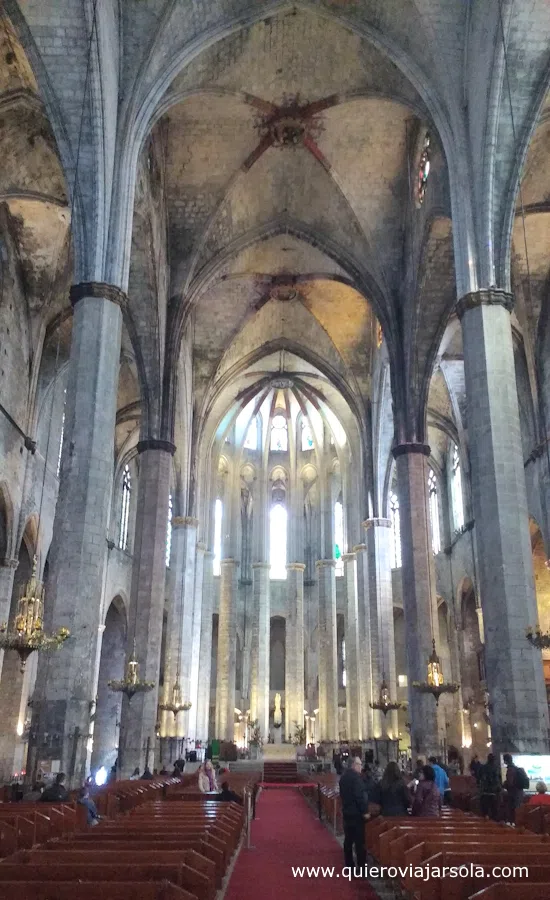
[271,378,293,389]
[255,95,324,149]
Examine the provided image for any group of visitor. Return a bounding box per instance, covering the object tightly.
[471,751,542,824]
[196,759,242,804]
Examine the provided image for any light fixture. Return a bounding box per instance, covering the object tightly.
[159,676,192,717]
[0,557,70,672]
[370,679,402,716]
[108,640,155,700]
[413,639,459,705]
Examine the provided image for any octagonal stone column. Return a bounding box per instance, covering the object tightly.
[250,562,270,741]
[354,543,373,739]
[0,558,18,682]
[342,552,361,741]
[316,558,338,741]
[215,559,239,742]
[393,444,440,758]
[285,562,305,740]
[458,289,549,752]
[196,550,214,742]
[117,439,173,777]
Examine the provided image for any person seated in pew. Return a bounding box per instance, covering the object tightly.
[217,781,243,804]
[39,772,69,803]
[130,767,140,780]
[411,765,442,817]
[78,785,101,826]
[370,761,412,816]
[23,781,44,802]
[140,767,154,780]
[527,781,550,806]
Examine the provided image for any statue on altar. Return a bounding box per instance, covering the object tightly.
[274,692,282,726]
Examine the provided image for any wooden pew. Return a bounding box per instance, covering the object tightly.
[0,819,17,858]
[405,851,550,900]
[0,863,214,900]
[469,885,550,900]
[0,882,197,900]
[380,825,543,868]
[404,835,549,871]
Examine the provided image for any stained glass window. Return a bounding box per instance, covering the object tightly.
[390,491,401,569]
[301,420,314,451]
[451,445,464,531]
[244,418,257,450]
[334,500,344,575]
[213,498,222,576]
[166,494,173,567]
[270,414,288,451]
[428,469,440,554]
[119,464,131,551]
[418,132,431,205]
[56,388,66,478]
[270,503,287,579]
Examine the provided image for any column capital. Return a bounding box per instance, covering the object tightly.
[70,281,129,310]
[363,517,392,530]
[172,515,199,528]
[342,552,356,562]
[252,562,271,570]
[392,443,430,459]
[287,562,306,571]
[0,557,19,569]
[220,558,239,567]
[316,558,336,568]
[137,438,176,456]
[352,543,366,553]
[456,288,514,320]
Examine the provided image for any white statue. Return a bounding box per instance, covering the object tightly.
[274,692,282,726]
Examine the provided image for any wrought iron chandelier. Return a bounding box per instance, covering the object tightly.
[159,674,192,717]
[370,679,402,716]
[0,556,69,672]
[108,640,155,700]
[413,639,459,705]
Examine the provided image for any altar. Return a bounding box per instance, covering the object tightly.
[262,743,297,762]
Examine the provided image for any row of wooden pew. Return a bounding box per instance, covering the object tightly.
[0,775,251,900]
[367,811,550,900]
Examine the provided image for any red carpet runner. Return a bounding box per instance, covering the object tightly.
[225,788,378,899]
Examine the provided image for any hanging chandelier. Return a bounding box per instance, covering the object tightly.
[0,557,70,672]
[526,625,550,650]
[108,641,155,700]
[158,676,192,716]
[370,679,402,716]
[412,640,459,705]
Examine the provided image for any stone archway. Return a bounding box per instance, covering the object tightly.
[91,597,127,776]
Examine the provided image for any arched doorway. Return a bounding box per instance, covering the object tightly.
[91,597,127,776]
[0,530,33,781]
[459,578,488,759]
[270,616,285,740]
[530,520,550,704]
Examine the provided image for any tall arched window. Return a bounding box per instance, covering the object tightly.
[213,498,222,576]
[341,637,347,688]
[269,503,287,579]
[166,494,173,567]
[244,417,258,450]
[56,388,67,478]
[428,469,440,554]
[451,445,464,531]
[417,132,431,205]
[301,420,314,451]
[118,464,131,551]
[390,491,401,569]
[270,414,288,451]
[334,500,344,576]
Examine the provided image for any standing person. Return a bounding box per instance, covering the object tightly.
[411,765,442,817]
[371,762,412,816]
[478,753,502,820]
[503,753,529,825]
[469,755,482,783]
[339,757,369,873]
[198,764,210,792]
[428,756,450,803]
[204,759,219,791]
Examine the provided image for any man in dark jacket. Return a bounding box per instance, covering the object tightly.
[217,781,243,804]
[339,756,369,871]
[39,772,69,803]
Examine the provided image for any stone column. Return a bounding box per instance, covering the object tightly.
[393,444,440,758]
[0,558,18,682]
[285,563,305,740]
[364,519,398,740]
[196,551,214,742]
[28,284,124,786]
[215,559,239,741]
[118,440,173,777]
[354,543,373,739]
[316,559,338,741]
[457,289,550,752]
[342,552,361,741]
[250,562,270,741]
[188,542,206,740]
[164,517,198,742]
